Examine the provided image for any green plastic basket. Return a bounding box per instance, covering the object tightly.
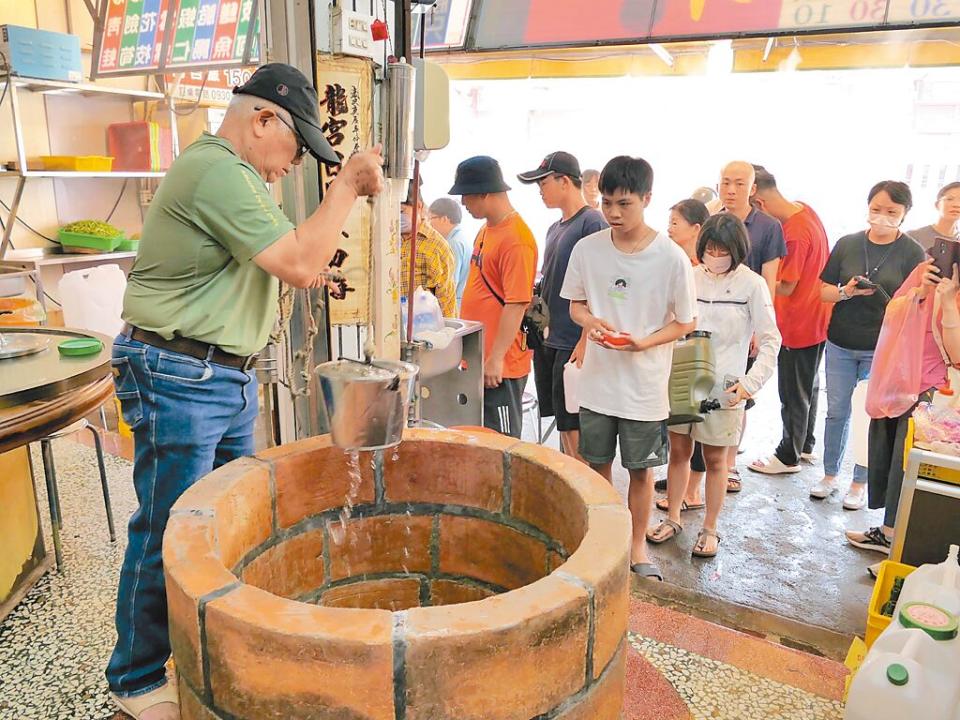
[57,229,123,252]
[116,238,139,252]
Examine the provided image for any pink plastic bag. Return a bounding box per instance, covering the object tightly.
[865,265,931,419]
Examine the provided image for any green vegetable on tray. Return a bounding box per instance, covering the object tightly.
[881,576,906,617]
[60,220,124,238]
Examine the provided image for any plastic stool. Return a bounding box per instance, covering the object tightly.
[36,418,116,570]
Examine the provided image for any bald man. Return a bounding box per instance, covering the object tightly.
[719,161,786,299]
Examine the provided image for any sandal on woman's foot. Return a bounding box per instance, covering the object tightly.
[727,469,742,494]
[111,683,179,720]
[630,562,663,581]
[692,528,721,558]
[647,519,683,544]
[748,455,801,475]
[655,498,705,513]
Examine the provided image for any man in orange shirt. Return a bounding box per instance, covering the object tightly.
[749,165,831,475]
[450,156,538,438]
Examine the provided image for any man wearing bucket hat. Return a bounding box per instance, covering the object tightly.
[451,156,538,438]
[107,62,383,720]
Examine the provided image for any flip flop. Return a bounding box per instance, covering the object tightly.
[646,519,683,544]
[692,528,721,558]
[748,456,800,475]
[727,469,742,494]
[630,562,663,581]
[655,498,705,513]
[111,683,178,719]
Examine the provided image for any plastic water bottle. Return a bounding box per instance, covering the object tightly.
[896,545,960,616]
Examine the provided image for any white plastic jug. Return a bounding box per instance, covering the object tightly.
[846,625,960,720]
[851,380,870,468]
[58,264,127,338]
[563,362,580,414]
[896,545,960,617]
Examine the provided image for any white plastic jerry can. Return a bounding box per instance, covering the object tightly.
[845,604,960,720]
[896,545,960,617]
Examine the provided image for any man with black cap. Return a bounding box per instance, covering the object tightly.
[106,63,383,720]
[451,156,538,438]
[518,152,606,459]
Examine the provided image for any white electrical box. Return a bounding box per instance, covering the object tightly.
[330,7,382,63]
[413,58,450,151]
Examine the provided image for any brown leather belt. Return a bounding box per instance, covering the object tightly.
[124,325,259,371]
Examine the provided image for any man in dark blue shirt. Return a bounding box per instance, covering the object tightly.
[518,151,607,459]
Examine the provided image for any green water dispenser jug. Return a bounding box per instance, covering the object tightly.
[668,330,719,425]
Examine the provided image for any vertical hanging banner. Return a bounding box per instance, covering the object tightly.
[93,0,261,78]
[316,56,375,327]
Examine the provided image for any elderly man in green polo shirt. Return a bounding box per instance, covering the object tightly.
[106,63,383,720]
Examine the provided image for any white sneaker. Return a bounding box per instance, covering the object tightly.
[843,487,867,511]
[809,478,837,499]
[801,452,819,464]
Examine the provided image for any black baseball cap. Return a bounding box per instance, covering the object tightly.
[233,63,342,165]
[448,156,511,195]
[517,151,581,184]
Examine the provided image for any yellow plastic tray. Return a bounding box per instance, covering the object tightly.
[40,155,114,172]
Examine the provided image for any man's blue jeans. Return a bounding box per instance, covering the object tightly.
[105,331,258,697]
[823,340,873,483]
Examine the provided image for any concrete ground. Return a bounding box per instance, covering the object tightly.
[524,368,884,651]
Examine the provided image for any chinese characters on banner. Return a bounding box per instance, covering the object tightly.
[96,0,261,77]
[164,67,255,105]
[317,57,375,326]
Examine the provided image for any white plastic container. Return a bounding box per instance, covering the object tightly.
[58,264,127,338]
[896,545,960,617]
[851,379,870,468]
[846,624,960,720]
[563,362,580,414]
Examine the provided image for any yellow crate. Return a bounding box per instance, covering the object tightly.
[865,560,916,648]
[39,155,114,172]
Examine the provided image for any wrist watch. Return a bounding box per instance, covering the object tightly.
[838,283,849,301]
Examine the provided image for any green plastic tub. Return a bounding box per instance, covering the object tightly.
[57,229,123,252]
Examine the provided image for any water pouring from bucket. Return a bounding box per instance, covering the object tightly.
[314,357,419,451]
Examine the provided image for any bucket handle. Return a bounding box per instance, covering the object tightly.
[338,356,402,390]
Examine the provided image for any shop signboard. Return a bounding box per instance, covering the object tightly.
[164,66,255,105]
[316,57,375,326]
[424,0,960,50]
[94,0,261,78]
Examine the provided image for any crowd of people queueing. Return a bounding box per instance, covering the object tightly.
[404,151,960,582]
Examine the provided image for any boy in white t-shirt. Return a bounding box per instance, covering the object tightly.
[561,156,697,581]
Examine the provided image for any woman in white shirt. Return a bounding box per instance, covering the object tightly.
[648,214,782,557]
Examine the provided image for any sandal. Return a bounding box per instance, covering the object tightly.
[630,562,663,581]
[655,498,705,513]
[748,455,800,475]
[727,469,742,494]
[692,528,722,558]
[646,519,683,544]
[111,683,178,719]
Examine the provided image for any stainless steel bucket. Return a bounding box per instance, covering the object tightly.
[314,359,419,451]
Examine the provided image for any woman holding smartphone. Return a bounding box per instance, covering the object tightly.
[811,181,925,515]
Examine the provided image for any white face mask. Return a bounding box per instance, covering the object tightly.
[867,213,900,230]
[703,254,733,275]
[400,213,413,234]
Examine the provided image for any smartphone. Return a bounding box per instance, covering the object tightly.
[855,277,877,290]
[929,237,960,279]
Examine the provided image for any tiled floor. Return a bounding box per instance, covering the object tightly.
[0,439,850,719]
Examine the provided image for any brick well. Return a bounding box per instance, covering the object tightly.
[164,428,631,719]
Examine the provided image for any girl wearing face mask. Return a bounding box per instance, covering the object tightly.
[648,214,781,558]
[813,181,925,515]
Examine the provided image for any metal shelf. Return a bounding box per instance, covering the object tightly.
[0,76,164,101]
[17,171,166,179]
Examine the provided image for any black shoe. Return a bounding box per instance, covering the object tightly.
[846,526,892,555]
[654,478,667,492]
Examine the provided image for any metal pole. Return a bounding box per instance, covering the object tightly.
[0,177,26,260]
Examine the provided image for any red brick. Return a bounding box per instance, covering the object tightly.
[163,515,238,693]
[403,575,590,720]
[329,514,433,581]
[383,428,516,511]
[509,443,623,555]
[554,644,626,720]
[322,577,422,610]
[205,585,394,720]
[429,579,496,606]
[558,505,631,680]
[179,679,220,720]
[171,457,273,569]
[439,515,547,590]
[241,528,325,599]
[259,435,376,529]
